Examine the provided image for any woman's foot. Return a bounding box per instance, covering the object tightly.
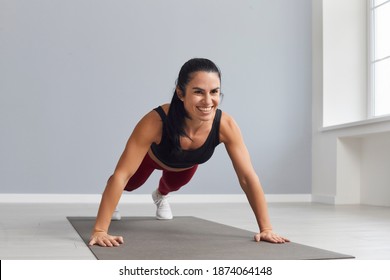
[152,190,173,220]
[111,207,121,221]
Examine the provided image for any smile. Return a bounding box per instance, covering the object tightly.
[197,106,213,113]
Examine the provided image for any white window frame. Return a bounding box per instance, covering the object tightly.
[368,0,390,118]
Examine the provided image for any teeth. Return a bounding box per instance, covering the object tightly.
[198,107,212,112]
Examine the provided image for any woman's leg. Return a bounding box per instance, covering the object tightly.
[112,153,157,220]
[158,165,198,195]
[124,153,159,192]
[152,165,198,219]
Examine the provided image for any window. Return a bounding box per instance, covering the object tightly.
[370,0,390,117]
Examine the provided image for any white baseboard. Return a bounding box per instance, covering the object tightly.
[265,194,312,203]
[0,194,104,204]
[0,193,312,204]
[311,194,336,204]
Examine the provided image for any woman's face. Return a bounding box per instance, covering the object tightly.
[178,71,221,123]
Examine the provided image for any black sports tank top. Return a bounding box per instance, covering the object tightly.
[150,106,222,168]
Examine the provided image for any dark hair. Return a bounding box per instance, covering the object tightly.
[167,58,221,152]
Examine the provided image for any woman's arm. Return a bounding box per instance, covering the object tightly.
[219,112,289,243]
[89,109,162,247]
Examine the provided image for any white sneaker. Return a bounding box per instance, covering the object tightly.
[152,190,173,220]
[111,207,121,221]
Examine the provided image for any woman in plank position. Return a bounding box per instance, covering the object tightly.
[89,58,289,247]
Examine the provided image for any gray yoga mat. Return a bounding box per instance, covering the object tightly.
[67,216,354,260]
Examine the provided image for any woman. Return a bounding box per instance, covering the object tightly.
[89,58,289,247]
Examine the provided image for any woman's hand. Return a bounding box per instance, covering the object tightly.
[254,230,290,243]
[89,231,124,247]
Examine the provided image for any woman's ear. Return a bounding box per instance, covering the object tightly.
[176,87,184,101]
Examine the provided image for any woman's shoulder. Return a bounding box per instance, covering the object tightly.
[219,111,241,143]
[160,103,170,115]
[220,111,236,127]
[131,105,169,144]
[142,103,170,121]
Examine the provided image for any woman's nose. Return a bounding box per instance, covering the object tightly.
[204,92,212,103]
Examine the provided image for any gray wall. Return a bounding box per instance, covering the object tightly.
[0,0,312,195]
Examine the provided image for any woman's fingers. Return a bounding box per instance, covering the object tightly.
[254,232,290,243]
[89,233,124,247]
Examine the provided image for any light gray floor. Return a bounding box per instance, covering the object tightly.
[0,202,389,260]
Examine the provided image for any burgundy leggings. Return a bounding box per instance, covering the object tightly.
[124,153,198,195]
